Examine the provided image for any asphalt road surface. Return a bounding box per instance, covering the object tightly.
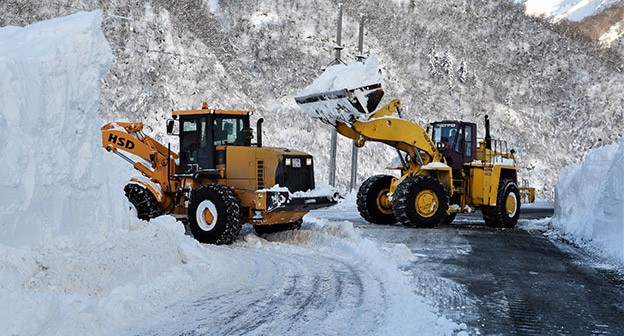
[339,204,624,335]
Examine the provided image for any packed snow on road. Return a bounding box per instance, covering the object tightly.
[1,9,623,336]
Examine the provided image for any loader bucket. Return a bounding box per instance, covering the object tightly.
[295,54,385,125]
[295,83,384,125]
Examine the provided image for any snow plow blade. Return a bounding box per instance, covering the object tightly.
[294,84,384,125]
[257,190,339,213]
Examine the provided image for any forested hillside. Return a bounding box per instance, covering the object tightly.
[3,0,623,196]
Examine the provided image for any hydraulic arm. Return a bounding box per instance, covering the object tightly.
[101,122,178,194]
[333,99,442,166]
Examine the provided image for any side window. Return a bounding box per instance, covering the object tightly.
[223,119,238,144]
[199,119,207,148]
[464,125,472,158]
[214,117,245,146]
[453,127,464,152]
[182,120,197,132]
[181,119,199,163]
[214,119,228,146]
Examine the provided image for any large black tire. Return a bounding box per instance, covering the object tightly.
[357,175,397,224]
[124,183,161,221]
[482,179,521,228]
[253,219,303,235]
[392,176,450,228]
[188,184,243,244]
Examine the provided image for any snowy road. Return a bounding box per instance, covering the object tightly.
[123,216,460,336]
[121,203,624,336]
[316,204,624,335]
[125,244,389,335]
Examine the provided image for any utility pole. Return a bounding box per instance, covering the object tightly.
[328,3,344,187]
[349,13,366,192]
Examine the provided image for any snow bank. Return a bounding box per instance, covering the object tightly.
[0,216,219,335]
[0,11,131,247]
[552,141,624,263]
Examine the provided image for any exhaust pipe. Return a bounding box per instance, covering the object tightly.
[485,115,492,150]
[256,118,264,147]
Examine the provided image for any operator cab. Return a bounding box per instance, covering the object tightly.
[169,104,254,174]
[430,121,477,170]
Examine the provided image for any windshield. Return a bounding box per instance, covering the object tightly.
[213,116,246,146]
[432,122,460,147]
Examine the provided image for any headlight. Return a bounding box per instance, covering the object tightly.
[285,158,292,166]
[306,158,313,166]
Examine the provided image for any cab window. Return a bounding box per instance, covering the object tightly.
[181,118,207,164]
[432,123,459,147]
[464,126,472,157]
[213,116,245,146]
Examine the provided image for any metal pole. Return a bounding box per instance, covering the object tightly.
[356,13,365,62]
[328,3,343,186]
[349,141,358,191]
[329,129,337,186]
[350,13,366,191]
[334,3,344,62]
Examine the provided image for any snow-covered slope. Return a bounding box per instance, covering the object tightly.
[514,0,624,47]
[552,140,624,264]
[0,11,131,247]
[513,0,621,22]
[3,0,623,199]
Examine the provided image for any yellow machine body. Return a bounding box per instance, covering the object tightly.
[102,104,335,233]
[333,99,529,212]
[295,86,534,228]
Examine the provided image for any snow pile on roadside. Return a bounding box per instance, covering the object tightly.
[0,11,131,247]
[552,141,624,263]
[0,217,220,335]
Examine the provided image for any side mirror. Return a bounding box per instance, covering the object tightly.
[166,119,178,135]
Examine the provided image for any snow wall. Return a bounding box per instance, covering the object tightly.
[553,141,624,263]
[0,11,130,247]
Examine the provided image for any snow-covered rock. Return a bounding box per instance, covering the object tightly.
[513,0,622,22]
[552,141,624,263]
[0,11,131,247]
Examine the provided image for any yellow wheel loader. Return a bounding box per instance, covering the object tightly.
[296,84,535,229]
[102,102,337,244]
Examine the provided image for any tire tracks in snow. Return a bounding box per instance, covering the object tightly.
[122,233,391,335]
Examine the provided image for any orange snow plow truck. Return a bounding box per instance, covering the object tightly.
[102,102,337,244]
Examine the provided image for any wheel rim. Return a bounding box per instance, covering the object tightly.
[376,188,393,215]
[196,200,218,231]
[415,190,439,218]
[505,192,518,218]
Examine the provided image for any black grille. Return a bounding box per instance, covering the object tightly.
[275,156,315,192]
